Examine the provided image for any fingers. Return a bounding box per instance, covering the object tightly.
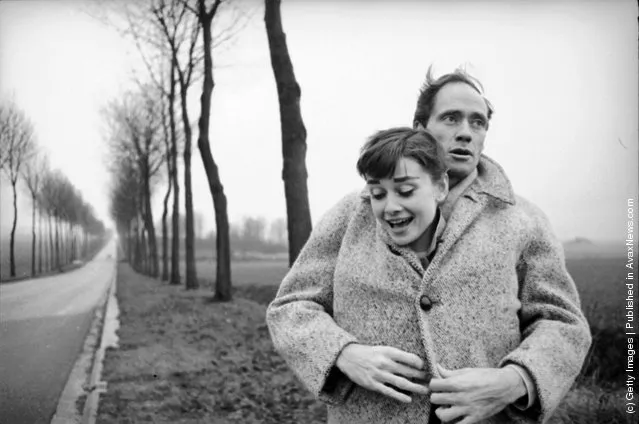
[429,377,459,393]
[387,361,428,381]
[375,381,413,403]
[384,346,425,370]
[435,405,466,423]
[383,372,430,396]
[430,391,459,405]
[430,364,473,392]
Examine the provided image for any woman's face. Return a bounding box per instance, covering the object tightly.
[366,157,448,252]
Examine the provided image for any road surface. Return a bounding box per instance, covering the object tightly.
[0,240,116,424]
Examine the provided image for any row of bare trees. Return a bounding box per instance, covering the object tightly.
[106,0,311,302]
[0,100,106,279]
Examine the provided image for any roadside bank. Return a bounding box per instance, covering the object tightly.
[95,263,326,424]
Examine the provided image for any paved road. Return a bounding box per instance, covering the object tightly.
[0,240,116,424]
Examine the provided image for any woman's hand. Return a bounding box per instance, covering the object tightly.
[335,344,430,403]
[430,364,527,424]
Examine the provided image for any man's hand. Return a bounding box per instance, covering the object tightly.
[430,364,527,424]
[335,344,430,403]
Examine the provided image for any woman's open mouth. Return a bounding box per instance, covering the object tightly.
[386,216,414,229]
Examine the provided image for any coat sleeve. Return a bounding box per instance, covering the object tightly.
[499,200,592,423]
[266,191,361,405]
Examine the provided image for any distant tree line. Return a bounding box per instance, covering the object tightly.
[0,100,107,279]
[217,216,287,255]
[104,0,311,302]
[157,213,287,254]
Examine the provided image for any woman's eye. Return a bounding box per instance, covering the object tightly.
[398,190,413,198]
[371,192,385,200]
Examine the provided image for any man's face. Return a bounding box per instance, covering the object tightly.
[366,157,448,252]
[420,82,488,186]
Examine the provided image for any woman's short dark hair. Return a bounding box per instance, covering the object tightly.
[356,127,447,182]
[412,65,494,128]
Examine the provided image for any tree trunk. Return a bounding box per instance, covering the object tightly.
[170,61,181,286]
[133,218,142,271]
[178,74,198,289]
[161,147,172,282]
[68,222,73,263]
[197,0,231,301]
[9,181,18,277]
[48,215,54,272]
[141,227,148,274]
[161,172,172,281]
[142,162,159,278]
[31,193,36,276]
[55,217,60,270]
[38,207,43,273]
[127,221,133,264]
[265,0,313,266]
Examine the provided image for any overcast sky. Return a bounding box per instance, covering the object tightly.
[0,0,637,243]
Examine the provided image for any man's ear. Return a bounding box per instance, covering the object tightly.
[436,174,449,203]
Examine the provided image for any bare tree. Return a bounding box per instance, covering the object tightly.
[39,170,68,270]
[110,159,140,266]
[0,101,36,277]
[95,0,251,289]
[22,152,48,276]
[152,0,202,289]
[158,74,174,282]
[39,171,56,271]
[105,89,164,277]
[194,0,233,299]
[153,0,251,292]
[126,14,182,284]
[265,0,312,266]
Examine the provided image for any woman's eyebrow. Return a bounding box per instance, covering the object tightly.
[393,176,418,183]
[366,176,418,184]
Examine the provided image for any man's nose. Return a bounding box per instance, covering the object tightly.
[455,120,472,143]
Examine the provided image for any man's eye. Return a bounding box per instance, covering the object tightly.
[443,115,457,123]
[471,119,486,129]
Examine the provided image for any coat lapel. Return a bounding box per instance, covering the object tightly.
[426,190,485,273]
[423,155,516,278]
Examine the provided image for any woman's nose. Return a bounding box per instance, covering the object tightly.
[384,196,402,214]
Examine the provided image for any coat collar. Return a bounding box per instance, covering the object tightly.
[465,155,516,205]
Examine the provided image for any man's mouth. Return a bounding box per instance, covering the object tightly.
[386,216,414,229]
[449,148,473,159]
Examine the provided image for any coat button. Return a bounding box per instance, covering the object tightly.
[420,295,433,311]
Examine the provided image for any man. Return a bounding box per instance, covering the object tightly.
[266,67,591,424]
[413,66,591,423]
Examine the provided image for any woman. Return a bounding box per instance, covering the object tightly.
[266,127,588,423]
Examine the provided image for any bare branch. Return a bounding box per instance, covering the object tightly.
[0,100,37,185]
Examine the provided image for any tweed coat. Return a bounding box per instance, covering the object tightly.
[266,156,591,424]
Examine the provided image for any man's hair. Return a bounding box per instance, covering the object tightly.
[412,65,495,128]
[356,127,447,182]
